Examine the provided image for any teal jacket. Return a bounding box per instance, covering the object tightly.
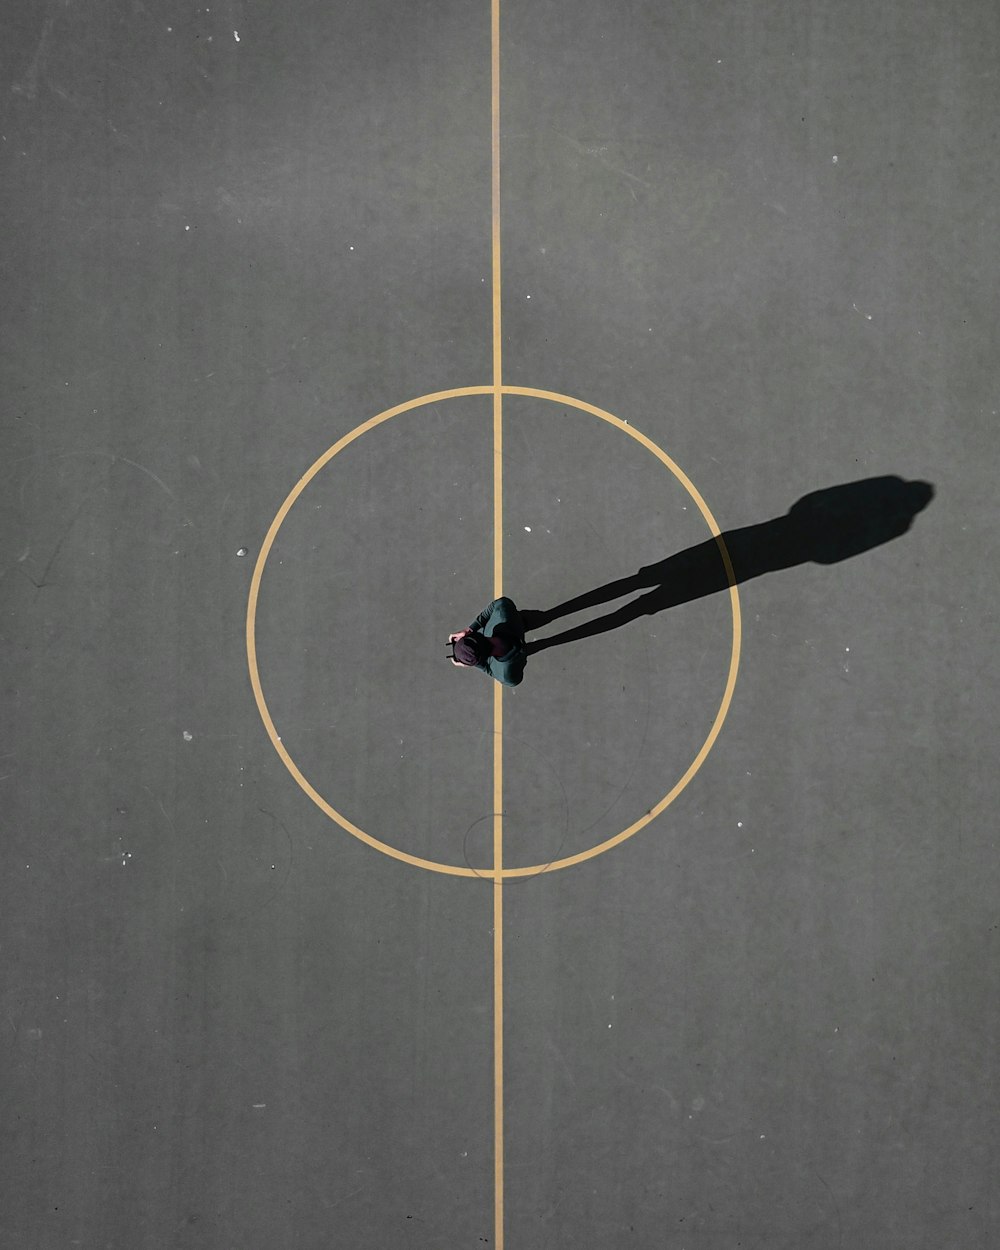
[467,597,527,687]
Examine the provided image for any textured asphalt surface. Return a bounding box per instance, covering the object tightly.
[3,2,998,1247]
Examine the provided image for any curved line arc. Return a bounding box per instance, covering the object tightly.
[246,386,741,880]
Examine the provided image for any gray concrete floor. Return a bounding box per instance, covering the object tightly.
[2,1,998,1247]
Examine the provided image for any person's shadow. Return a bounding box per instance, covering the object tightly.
[521,476,935,653]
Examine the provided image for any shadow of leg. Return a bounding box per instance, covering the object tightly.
[520,609,551,633]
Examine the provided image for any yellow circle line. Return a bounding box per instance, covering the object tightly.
[246,386,741,880]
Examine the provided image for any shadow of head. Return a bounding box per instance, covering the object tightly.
[785,475,935,565]
[639,475,937,588]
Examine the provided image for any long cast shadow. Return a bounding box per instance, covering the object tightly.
[521,476,934,653]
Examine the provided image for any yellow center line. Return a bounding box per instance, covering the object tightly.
[490,4,504,1249]
[491,0,502,412]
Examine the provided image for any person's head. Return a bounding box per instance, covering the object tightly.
[454,634,485,666]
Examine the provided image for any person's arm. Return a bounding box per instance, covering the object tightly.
[489,651,525,686]
[491,598,524,638]
[468,599,499,634]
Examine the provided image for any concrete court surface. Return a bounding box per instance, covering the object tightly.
[1,1,998,1247]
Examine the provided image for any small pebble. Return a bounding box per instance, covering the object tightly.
[236,547,249,557]
[183,731,193,742]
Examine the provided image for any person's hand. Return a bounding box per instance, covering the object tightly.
[449,628,471,666]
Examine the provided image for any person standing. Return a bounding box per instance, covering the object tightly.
[448,596,527,687]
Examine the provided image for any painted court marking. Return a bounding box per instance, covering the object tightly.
[245,6,740,1248]
[244,386,741,881]
[491,5,504,1234]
